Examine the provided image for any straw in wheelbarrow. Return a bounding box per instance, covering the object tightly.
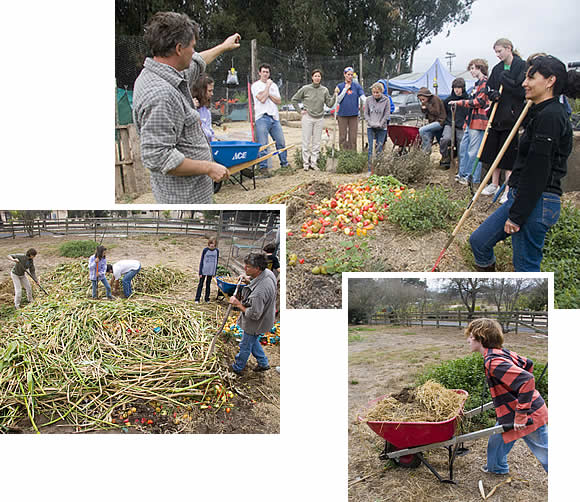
[431,99,532,271]
[366,381,468,423]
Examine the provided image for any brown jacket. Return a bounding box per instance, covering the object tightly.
[422,95,447,126]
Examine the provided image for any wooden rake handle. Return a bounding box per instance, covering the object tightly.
[204,277,244,364]
[431,99,532,271]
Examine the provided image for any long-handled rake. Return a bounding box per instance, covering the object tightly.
[204,276,244,364]
[466,85,503,195]
[431,100,532,271]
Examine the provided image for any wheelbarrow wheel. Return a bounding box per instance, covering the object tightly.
[385,442,421,469]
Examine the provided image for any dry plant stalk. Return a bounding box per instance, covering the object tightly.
[366,380,467,422]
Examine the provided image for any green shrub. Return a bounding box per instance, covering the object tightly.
[216,264,231,276]
[388,186,464,233]
[336,150,367,174]
[292,147,328,171]
[542,203,580,308]
[460,238,514,272]
[373,146,432,184]
[417,353,548,429]
[58,240,98,258]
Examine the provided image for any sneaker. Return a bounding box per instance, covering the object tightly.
[481,183,498,196]
[195,300,200,304]
[457,177,468,186]
[231,365,243,375]
[303,166,309,171]
[258,168,273,178]
[499,190,508,204]
[480,465,508,475]
[454,174,462,181]
[253,365,271,372]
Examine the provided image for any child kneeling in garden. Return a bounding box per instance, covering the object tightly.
[466,318,547,474]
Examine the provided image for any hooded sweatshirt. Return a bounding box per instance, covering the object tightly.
[364,94,390,129]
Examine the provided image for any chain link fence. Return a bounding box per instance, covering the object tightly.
[116,35,388,111]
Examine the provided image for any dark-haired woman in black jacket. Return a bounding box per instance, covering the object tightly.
[470,55,580,271]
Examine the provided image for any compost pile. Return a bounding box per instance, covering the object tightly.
[0,264,232,433]
[44,261,187,297]
[366,381,467,423]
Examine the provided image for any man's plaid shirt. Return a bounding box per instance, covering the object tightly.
[133,53,214,204]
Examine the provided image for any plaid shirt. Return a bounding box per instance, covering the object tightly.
[133,53,214,204]
[456,78,489,131]
[484,348,548,442]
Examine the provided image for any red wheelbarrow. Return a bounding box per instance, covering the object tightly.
[211,140,295,192]
[387,124,421,154]
[359,393,529,483]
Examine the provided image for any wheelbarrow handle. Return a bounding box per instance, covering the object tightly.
[259,141,276,152]
[387,419,535,459]
[500,418,534,432]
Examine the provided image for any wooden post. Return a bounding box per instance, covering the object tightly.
[359,53,364,153]
[251,39,257,87]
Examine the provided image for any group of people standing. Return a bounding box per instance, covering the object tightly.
[6,247,142,307]
[415,38,579,272]
[195,237,279,374]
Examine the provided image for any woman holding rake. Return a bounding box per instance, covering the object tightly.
[470,55,580,271]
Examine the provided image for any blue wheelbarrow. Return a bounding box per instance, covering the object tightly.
[215,276,247,297]
[211,140,295,192]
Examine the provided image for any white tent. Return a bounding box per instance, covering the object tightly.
[387,58,476,98]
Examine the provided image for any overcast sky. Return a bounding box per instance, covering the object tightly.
[413,0,580,74]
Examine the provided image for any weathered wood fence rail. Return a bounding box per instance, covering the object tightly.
[0,216,278,243]
[370,310,548,334]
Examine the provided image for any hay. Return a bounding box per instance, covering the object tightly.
[44,261,187,297]
[366,380,467,423]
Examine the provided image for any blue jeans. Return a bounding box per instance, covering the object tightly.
[367,128,387,168]
[255,115,288,168]
[419,122,443,153]
[232,332,269,371]
[121,266,141,298]
[458,127,484,183]
[92,277,112,298]
[487,423,548,474]
[470,189,561,271]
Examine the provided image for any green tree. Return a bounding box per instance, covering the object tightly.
[387,0,476,71]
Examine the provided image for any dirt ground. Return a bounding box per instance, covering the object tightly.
[348,325,548,502]
[0,234,280,434]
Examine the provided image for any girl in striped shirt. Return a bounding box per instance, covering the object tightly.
[466,318,547,474]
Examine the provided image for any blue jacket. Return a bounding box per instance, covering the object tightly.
[336,81,365,117]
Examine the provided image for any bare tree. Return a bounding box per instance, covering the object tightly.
[443,278,485,320]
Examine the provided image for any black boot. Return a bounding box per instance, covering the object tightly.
[439,155,451,169]
[475,263,496,272]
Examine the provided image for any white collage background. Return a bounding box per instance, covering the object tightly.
[1,2,578,500]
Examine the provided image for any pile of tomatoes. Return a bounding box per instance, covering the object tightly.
[299,180,414,238]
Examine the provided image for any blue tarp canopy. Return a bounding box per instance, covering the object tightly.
[387,58,476,99]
